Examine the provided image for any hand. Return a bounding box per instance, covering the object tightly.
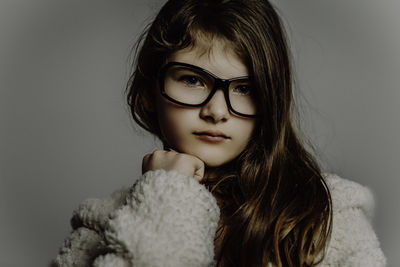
[142,149,205,181]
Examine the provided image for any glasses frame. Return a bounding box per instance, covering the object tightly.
[158,61,258,118]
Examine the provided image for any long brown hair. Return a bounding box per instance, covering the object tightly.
[126,0,332,266]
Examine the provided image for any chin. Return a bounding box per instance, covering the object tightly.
[195,153,233,168]
[179,144,237,167]
[203,161,225,167]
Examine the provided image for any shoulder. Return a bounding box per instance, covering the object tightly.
[70,186,130,231]
[323,173,375,218]
[53,188,130,266]
[320,173,386,267]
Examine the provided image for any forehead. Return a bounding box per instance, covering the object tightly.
[168,37,249,79]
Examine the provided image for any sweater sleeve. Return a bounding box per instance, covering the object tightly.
[321,174,386,267]
[53,169,220,267]
[94,169,220,267]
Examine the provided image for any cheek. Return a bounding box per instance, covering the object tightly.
[157,105,193,144]
[237,120,256,144]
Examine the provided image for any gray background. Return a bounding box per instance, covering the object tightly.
[0,0,398,266]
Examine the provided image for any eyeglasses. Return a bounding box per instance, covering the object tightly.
[158,62,258,118]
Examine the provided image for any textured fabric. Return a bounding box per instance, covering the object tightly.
[52,170,386,267]
[53,169,219,267]
[321,173,386,267]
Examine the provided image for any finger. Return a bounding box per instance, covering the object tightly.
[192,157,205,181]
[193,166,204,181]
[141,153,152,174]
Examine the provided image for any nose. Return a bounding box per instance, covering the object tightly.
[199,89,230,123]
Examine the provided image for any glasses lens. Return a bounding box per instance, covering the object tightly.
[163,65,213,105]
[229,80,257,116]
[162,63,257,116]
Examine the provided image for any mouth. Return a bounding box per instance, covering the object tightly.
[193,130,230,139]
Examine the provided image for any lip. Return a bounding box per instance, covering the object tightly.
[193,130,230,139]
[193,130,230,143]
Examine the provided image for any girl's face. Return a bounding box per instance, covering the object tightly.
[155,38,256,167]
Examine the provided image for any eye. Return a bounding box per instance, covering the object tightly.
[233,84,252,95]
[179,75,204,87]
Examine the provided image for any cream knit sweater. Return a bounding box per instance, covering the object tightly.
[52,170,386,266]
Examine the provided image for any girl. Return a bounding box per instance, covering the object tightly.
[53,0,386,266]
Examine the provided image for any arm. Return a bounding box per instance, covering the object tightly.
[53,169,220,267]
[96,169,220,267]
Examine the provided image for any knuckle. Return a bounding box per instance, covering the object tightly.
[152,150,163,158]
[176,153,188,162]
